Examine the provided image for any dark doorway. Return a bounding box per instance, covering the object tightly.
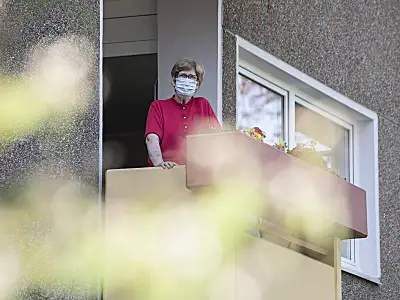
[103,54,157,172]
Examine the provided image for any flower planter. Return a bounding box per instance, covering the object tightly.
[185,131,367,240]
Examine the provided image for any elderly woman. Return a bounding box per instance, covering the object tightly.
[145,59,221,169]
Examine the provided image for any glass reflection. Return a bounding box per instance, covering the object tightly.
[237,74,284,145]
[295,103,350,180]
[295,102,353,260]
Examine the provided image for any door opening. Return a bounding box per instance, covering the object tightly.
[102,54,157,173]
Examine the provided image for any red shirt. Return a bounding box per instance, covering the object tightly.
[145,96,222,166]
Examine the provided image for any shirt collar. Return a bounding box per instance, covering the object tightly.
[170,95,194,106]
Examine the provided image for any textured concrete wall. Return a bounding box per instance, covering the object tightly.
[222,0,400,299]
[0,0,100,299]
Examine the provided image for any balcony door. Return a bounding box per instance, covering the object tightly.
[102,0,158,171]
[103,54,157,171]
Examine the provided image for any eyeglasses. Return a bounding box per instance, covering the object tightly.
[177,73,197,80]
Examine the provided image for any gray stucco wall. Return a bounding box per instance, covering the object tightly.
[0,1,100,299]
[222,0,400,299]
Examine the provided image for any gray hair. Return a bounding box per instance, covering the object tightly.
[171,58,205,87]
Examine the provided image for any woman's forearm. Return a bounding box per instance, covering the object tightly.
[145,133,163,166]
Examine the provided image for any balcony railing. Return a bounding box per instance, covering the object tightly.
[105,131,368,300]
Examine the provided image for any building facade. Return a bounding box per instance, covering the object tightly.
[1,0,399,299]
[221,1,399,299]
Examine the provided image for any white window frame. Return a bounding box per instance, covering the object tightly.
[236,36,381,283]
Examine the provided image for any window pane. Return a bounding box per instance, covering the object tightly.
[295,102,353,261]
[237,74,284,145]
[295,103,350,180]
[341,239,353,260]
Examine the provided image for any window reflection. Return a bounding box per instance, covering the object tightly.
[295,103,350,180]
[295,102,353,260]
[237,74,284,145]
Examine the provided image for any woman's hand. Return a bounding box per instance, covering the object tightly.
[145,134,177,169]
[156,161,178,169]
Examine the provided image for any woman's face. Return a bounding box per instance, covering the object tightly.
[174,69,197,85]
[173,68,199,99]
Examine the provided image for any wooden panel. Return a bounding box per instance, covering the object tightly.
[104,166,336,300]
[103,40,157,57]
[234,236,335,300]
[104,0,156,19]
[185,132,368,239]
[103,15,157,44]
[104,167,191,300]
[259,220,328,257]
[333,237,342,300]
[105,166,190,204]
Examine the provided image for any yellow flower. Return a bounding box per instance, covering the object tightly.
[253,133,263,141]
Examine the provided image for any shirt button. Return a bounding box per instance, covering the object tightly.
[183,116,187,119]
[184,126,188,129]
[183,107,186,110]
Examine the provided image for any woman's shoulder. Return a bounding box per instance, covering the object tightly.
[194,96,208,101]
[151,98,175,107]
[193,96,211,106]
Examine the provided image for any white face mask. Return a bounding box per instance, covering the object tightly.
[175,77,197,99]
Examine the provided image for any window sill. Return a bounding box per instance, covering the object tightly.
[342,265,381,285]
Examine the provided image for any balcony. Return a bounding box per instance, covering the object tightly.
[105,131,367,300]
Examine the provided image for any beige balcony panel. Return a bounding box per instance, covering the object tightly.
[105,166,341,300]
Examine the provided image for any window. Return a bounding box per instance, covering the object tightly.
[237,73,285,145]
[236,37,380,283]
[294,100,356,264]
